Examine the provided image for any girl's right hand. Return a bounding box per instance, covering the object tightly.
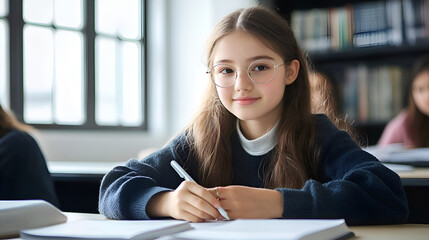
[147,181,222,222]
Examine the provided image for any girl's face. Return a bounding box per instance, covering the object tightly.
[212,31,298,129]
[412,70,429,116]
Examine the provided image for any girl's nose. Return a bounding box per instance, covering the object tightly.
[234,70,253,91]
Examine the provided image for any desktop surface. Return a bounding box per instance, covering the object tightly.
[10,212,429,240]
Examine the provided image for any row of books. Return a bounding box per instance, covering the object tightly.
[404,0,429,44]
[291,0,429,51]
[341,65,409,123]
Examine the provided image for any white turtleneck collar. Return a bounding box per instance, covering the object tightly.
[236,119,279,156]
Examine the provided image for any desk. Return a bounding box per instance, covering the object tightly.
[12,213,429,240]
[48,161,123,213]
[349,224,429,240]
[395,167,429,224]
[396,167,429,186]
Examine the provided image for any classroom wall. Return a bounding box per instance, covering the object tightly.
[34,0,258,163]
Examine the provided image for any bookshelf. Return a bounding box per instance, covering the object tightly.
[266,0,429,145]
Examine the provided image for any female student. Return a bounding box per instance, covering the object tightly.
[0,105,59,207]
[99,6,408,225]
[378,56,429,148]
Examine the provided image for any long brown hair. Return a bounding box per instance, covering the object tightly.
[184,6,317,189]
[0,105,33,137]
[309,71,363,146]
[407,56,429,147]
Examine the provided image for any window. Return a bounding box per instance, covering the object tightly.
[95,0,143,126]
[0,0,8,108]
[4,0,145,129]
[23,0,84,125]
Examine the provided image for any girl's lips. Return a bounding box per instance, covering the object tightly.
[233,97,260,105]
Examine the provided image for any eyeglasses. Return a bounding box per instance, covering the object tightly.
[206,59,285,88]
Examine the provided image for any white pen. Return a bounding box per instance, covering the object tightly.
[170,160,230,220]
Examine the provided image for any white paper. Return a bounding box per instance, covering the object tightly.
[174,219,352,240]
[21,219,191,240]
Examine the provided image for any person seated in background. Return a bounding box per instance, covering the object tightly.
[309,71,363,146]
[0,105,59,207]
[378,56,429,148]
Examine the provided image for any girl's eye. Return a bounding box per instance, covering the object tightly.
[252,65,269,71]
[413,86,424,93]
[219,68,234,74]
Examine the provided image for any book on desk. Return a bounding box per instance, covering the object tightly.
[0,200,67,238]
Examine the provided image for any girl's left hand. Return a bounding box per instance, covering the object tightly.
[209,186,284,219]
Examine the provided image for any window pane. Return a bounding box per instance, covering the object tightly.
[95,0,119,36]
[95,0,141,39]
[0,20,8,107]
[0,0,8,17]
[54,30,85,125]
[54,0,83,29]
[23,0,53,25]
[118,0,140,39]
[95,37,119,125]
[121,41,141,126]
[23,25,54,124]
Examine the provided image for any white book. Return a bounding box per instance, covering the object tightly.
[20,219,192,240]
[0,200,67,238]
[174,219,353,240]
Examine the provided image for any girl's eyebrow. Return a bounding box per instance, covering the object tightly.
[248,55,276,61]
[215,55,276,64]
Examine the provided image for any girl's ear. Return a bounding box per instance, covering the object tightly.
[284,59,300,85]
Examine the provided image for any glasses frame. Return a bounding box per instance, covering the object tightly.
[206,59,285,88]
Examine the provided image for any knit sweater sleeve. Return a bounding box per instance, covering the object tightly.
[276,115,409,225]
[98,134,192,220]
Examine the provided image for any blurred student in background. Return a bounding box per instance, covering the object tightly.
[378,56,429,148]
[0,105,59,206]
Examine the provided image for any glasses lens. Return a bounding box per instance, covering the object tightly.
[248,60,276,84]
[212,64,235,88]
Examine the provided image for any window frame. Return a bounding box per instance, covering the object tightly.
[6,0,147,130]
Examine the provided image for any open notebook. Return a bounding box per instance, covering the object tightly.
[175,219,354,240]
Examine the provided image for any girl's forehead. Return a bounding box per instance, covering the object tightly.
[414,71,429,86]
[212,31,281,63]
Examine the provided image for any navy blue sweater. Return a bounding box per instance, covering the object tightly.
[99,115,408,225]
[0,130,59,207]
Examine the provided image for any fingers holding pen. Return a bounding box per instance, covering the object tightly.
[207,186,230,220]
[172,181,221,222]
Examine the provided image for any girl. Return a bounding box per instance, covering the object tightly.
[378,56,429,148]
[99,6,408,225]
